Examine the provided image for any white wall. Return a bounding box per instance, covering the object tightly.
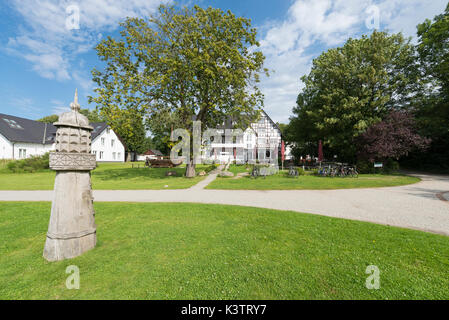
[13,142,54,159]
[0,133,54,160]
[91,127,125,162]
[0,133,13,159]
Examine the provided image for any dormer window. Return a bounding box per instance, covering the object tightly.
[2,118,23,129]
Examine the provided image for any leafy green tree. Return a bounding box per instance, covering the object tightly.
[288,31,417,162]
[95,105,147,159]
[37,115,59,123]
[90,5,267,176]
[79,109,103,123]
[408,3,449,171]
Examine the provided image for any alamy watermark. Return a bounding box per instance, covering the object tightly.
[65,4,80,30]
[365,265,380,290]
[365,5,380,30]
[66,265,80,289]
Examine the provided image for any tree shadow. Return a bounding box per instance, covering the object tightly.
[405,186,449,201]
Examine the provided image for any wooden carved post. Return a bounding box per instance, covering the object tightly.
[43,89,97,261]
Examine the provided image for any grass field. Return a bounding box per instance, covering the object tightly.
[0,163,208,190]
[207,168,420,190]
[0,202,448,299]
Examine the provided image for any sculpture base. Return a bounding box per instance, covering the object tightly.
[43,232,96,262]
[43,171,97,262]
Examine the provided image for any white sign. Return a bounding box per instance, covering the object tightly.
[374,163,383,168]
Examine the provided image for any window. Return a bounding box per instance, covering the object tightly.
[117,152,121,160]
[111,139,115,147]
[106,128,111,134]
[112,152,116,160]
[92,125,102,135]
[3,118,23,129]
[99,151,104,160]
[92,150,97,155]
[18,149,26,159]
[101,138,105,146]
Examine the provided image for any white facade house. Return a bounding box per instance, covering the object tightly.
[202,110,289,164]
[0,113,125,162]
[90,123,125,162]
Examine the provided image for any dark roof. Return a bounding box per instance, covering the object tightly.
[90,122,109,141]
[0,113,112,145]
[0,113,56,144]
[144,149,163,156]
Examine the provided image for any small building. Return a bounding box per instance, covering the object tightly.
[0,113,125,162]
[137,149,164,161]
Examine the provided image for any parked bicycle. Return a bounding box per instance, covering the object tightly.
[317,162,358,178]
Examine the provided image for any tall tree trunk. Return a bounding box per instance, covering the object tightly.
[185,161,196,178]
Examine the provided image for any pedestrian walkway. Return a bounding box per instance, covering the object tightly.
[0,172,448,236]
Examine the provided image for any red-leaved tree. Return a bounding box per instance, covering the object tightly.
[357,111,431,162]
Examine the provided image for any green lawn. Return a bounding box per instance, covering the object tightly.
[0,202,448,299]
[0,163,207,190]
[207,170,420,190]
[226,164,251,175]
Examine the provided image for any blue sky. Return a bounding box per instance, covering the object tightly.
[0,0,447,123]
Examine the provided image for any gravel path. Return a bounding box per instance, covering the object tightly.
[1,172,448,236]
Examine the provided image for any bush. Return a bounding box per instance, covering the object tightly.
[383,159,400,174]
[356,159,400,174]
[356,160,374,174]
[0,159,12,170]
[7,153,50,173]
[296,167,306,176]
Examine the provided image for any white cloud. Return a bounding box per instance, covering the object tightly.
[50,99,70,115]
[258,0,448,123]
[9,97,43,118]
[7,0,167,85]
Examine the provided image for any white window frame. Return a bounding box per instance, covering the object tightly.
[18,148,26,159]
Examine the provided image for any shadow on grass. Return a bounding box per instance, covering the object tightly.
[92,167,187,181]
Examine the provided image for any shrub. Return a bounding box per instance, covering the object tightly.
[0,159,12,170]
[383,159,400,174]
[296,167,305,176]
[356,160,374,174]
[6,153,50,173]
[356,159,400,174]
